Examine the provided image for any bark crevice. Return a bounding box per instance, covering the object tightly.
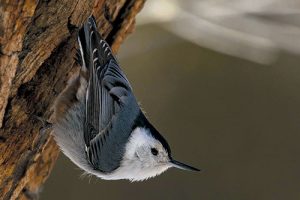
[0,0,145,199]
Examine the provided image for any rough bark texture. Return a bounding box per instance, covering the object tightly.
[0,0,145,199]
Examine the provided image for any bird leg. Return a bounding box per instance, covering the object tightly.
[34,115,53,134]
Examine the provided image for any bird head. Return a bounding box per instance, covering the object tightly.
[117,126,200,181]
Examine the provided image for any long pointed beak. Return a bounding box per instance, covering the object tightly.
[170,160,200,172]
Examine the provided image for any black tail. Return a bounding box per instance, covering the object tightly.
[77,15,115,70]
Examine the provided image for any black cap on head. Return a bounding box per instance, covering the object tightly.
[133,111,200,172]
[132,111,171,154]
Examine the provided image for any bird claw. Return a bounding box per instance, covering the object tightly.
[34,115,53,134]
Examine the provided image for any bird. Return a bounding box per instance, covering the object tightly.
[52,15,199,181]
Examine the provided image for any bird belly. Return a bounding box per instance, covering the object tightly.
[53,100,93,172]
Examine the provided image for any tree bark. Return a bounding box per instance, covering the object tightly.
[0,0,145,199]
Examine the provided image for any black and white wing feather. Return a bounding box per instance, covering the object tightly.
[78,16,139,173]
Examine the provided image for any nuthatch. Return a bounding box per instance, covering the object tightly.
[52,16,199,181]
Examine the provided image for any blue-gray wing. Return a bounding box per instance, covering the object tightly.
[78,16,139,173]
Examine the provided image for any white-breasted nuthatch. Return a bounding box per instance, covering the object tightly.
[52,16,199,181]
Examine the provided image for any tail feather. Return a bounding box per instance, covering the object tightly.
[77,15,115,72]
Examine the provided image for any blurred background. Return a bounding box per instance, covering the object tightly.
[42,0,300,199]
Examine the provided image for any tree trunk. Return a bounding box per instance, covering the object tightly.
[0,0,145,199]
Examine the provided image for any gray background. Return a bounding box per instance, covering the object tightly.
[42,23,300,200]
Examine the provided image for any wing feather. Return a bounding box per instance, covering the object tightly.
[78,16,137,173]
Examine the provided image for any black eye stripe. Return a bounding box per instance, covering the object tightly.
[151,148,158,156]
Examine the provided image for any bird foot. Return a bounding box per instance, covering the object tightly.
[34,115,53,134]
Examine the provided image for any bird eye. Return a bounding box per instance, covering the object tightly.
[151,148,158,156]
